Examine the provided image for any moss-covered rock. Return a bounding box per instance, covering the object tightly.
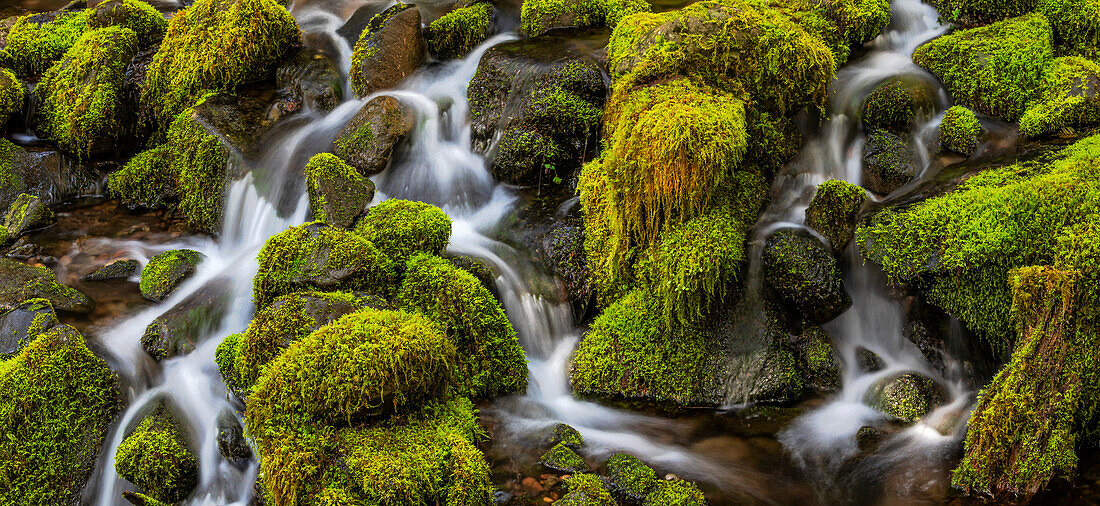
[0,67,24,132]
[762,228,851,324]
[555,473,618,505]
[913,12,1053,121]
[253,222,395,309]
[114,401,199,503]
[395,253,528,398]
[4,10,89,76]
[82,258,139,281]
[350,3,424,97]
[0,258,94,313]
[862,78,934,133]
[547,422,584,449]
[1037,0,1100,58]
[140,0,300,130]
[139,248,203,302]
[108,144,177,210]
[864,371,946,422]
[521,0,649,37]
[3,192,55,238]
[122,492,172,506]
[354,199,451,266]
[708,297,807,404]
[793,326,841,393]
[939,105,982,155]
[539,441,589,473]
[332,95,414,176]
[87,0,168,44]
[305,153,375,229]
[0,298,58,358]
[861,128,916,195]
[0,324,121,504]
[141,277,232,361]
[644,478,706,506]
[606,453,657,502]
[928,0,1036,26]
[805,179,866,256]
[1019,56,1100,138]
[426,2,494,59]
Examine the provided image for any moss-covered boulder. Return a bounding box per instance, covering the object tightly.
[928,0,1036,26]
[805,179,866,256]
[253,222,396,309]
[1019,56,1100,138]
[353,199,451,265]
[0,67,24,132]
[0,258,94,313]
[861,129,916,195]
[350,3,424,97]
[139,248,204,302]
[305,153,375,229]
[864,371,946,422]
[332,95,414,176]
[793,326,842,393]
[0,298,58,358]
[762,228,851,324]
[540,442,589,473]
[606,453,657,502]
[862,78,935,133]
[114,401,199,503]
[395,253,528,398]
[939,105,982,155]
[556,473,618,505]
[468,39,605,186]
[3,193,55,238]
[142,277,232,361]
[87,0,168,43]
[426,2,494,59]
[1038,0,1100,59]
[913,12,1053,121]
[0,324,121,504]
[521,0,649,37]
[547,422,584,449]
[4,10,89,76]
[108,144,176,210]
[82,258,139,281]
[644,478,706,506]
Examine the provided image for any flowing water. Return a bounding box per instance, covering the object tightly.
[78,0,1011,504]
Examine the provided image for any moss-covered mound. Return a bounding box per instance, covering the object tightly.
[139,248,203,302]
[395,253,528,398]
[913,12,1053,121]
[540,441,590,473]
[861,128,916,195]
[305,153,374,229]
[644,478,707,506]
[87,0,168,43]
[930,0,1036,26]
[254,222,395,309]
[4,10,90,76]
[862,78,932,133]
[0,325,120,504]
[557,473,618,505]
[521,0,650,37]
[140,0,300,130]
[940,105,982,155]
[354,199,451,266]
[606,452,657,501]
[4,192,56,238]
[109,144,176,209]
[805,179,866,256]
[114,402,199,503]
[0,258,94,313]
[1038,0,1100,59]
[0,68,24,132]
[35,26,138,157]
[426,2,494,59]
[863,371,945,422]
[1019,56,1100,138]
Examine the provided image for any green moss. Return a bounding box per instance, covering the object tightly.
[1019,56,1100,138]
[253,222,395,309]
[863,80,917,133]
[0,325,120,504]
[139,249,203,302]
[108,144,177,209]
[114,404,199,503]
[931,0,1036,26]
[643,479,706,506]
[1038,0,1100,58]
[0,225,9,245]
[864,372,944,422]
[606,453,657,500]
[795,326,841,391]
[556,473,617,505]
[4,192,55,237]
[550,423,584,449]
[521,0,649,37]
[353,199,451,266]
[394,253,528,398]
[35,26,138,158]
[305,153,374,229]
[539,442,590,472]
[214,332,242,392]
[0,68,24,131]
[913,12,1053,121]
[0,139,25,199]
[87,0,168,43]
[167,106,231,232]
[4,10,90,76]
[805,179,867,255]
[940,105,983,154]
[140,0,300,131]
[427,2,493,59]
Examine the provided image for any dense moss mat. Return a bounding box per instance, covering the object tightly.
[940,105,982,155]
[426,2,493,59]
[114,404,199,503]
[139,248,202,302]
[109,144,177,209]
[557,473,618,505]
[3,10,89,76]
[644,478,707,505]
[87,0,168,43]
[354,199,451,267]
[805,179,867,254]
[520,0,650,37]
[305,152,374,229]
[0,325,120,504]
[0,68,24,131]
[140,0,299,131]
[1038,0,1100,58]
[1019,56,1100,138]
[930,0,1036,25]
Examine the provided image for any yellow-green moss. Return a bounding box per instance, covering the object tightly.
[931,0,1036,26]
[805,179,867,254]
[1037,0,1100,58]
[353,199,451,266]
[520,0,650,37]
[214,332,242,392]
[426,2,493,59]
[940,105,983,154]
[606,453,657,500]
[305,152,374,229]
[4,10,90,76]
[643,478,707,505]
[1019,56,1100,138]
[539,441,589,472]
[139,249,202,302]
[114,405,198,503]
[108,144,177,209]
[167,104,231,232]
[0,68,24,131]
[87,0,168,43]
[556,473,618,505]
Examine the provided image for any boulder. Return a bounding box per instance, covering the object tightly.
[350,3,425,97]
[426,2,494,59]
[520,0,648,37]
[216,409,252,466]
[539,442,589,473]
[332,95,414,176]
[305,153,375,229]
[556,473,617,505]
[0,298,58,357]
[644,478,706,506]
[939,105,982,155]
[87,0,168,44]
[276,47,343,112]
[191,87,302,159]
[804,179,866,256]
[856,346,885,372]
[139,249,204,302]
[82,258,140,281]
[4,10,89,76]
[1019,56,1100,138]
[861,129,916,195]
[546,422,583,450]
[3,193,55,238]
[141,277,232,361]
[0,68,24,132]
[606,453,658,502]
[354,199,451,266]
[0,140,99,212]
[762,228,851,324]
[864,371,946,422]
[793,326,841,393]
[0,258,94,313]
[861,77,936,133]
[114,400,199,503]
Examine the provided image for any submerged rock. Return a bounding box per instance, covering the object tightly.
[114,400,199,503]
[861,129,916,195]
[331,95,414,176]
[3,193,55,238]
[0,258,94,313]
[864,371,946,422]
[139,249,204,302]
[350,3,424,97]
[762,228,851,324]
[0,298,59,357]
[305,153,374,229]
[141,277,232,361]
[539,442,589,473]
[82,258,140,281]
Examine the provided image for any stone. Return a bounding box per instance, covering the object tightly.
[864,371,946,422]
[862,129,916,195]
[350,3,425,97]
[539,442,589,473]
[139,249,204,302]
[3,193,55,238]
[141,277,232,361]
[216,409,252,467]
[762,228,852,324]
[0,298,58,357]
[0,258,94,313]
[276,47,343,112]
[81,258,139,281]
[331,95,414,176]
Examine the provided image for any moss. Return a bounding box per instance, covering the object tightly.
[35,26,138,158]
[0,225,8,245]
[305,153,374,229]
[426,2,493,59]
[394,253,527,398]
[913,12,1053,121]
[521,0,649,37]
[862,128,916,194]
[87,0,168,43]
[1037,0,1100,58]
[114,403,199,503]
[1019,56,1100,138]
[863,79,919,133]
[353,199,451,267]
[606,453,657,500]
[805,179,867,255]
[557,473,618,505]
[930,0,1036,26]
[108,144,177,209]
[166,106,231,232]
[0,68,24,131]
[794,326,841,392]
[864,372,944,422]
[549,423,584,449]
[0,139,25,200]
[0,259,93,313]
[140,0,300,131]
[4,193,55,237]
[643,479,706,506]
[254,222,395,309]
[940,105,983,155]
[139,249,203,302]
[214,332,242,392]
[539,442,589,473]
[0,325,121,504]
[4,10,89,76]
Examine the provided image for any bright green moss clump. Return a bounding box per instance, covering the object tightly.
[214,332,242,391]
[140,0,300,130]
[644,479,707,506]
[305,153,374,229]
[539,441,589,472]
[805,179,867,255]
[139,249,203,302]
[1037,0,1100,58]
[87,0,168,43]
[521,0,650,37]
[168,105,231,232]
[395,253,528,398]
[35,26,138,157]
[0,325,120,504]
[354,199,451,266]
[4,10,89,76]
[1019,56,1100,138]
[863,80,919,133]
[940,105,982,155]
[607,453,657,500]
[557,473,618,505]
[109,144,177,209]
[426,2,493,59]
[114,404,199,503]
[930,0,1036,26]
[0,68,24,131]
[913,13,1053,121]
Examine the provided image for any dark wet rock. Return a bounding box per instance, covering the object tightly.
[468,37,605,186]
[4,237,38,260]
[762,228,851,324]
[0,298,58,357]
[115,399,198,503]
[805,179,867,257]
[856,347,884,373]
[539,442,589,473]
[606,452,658,502]
[0,142,100,212]
[710,297,805,405]
[0,258,94,313]
[192,87,302,159]
[856,425,887,452]
[861,77,936,133]
[902,296,951,375]
[3,193,55,238]
[139,249,204,303]
[337,3,388,44]
[82,258,139,281]
[123,44,158,131]
[331,95,414,176]
[793,326,841,393]
[141,277,232,361]
[862,129,916,195]
[216,409,252,467]
[276,48,343,112]
[350,3,425,97]
[547,422,584,450]
[122,492,171,506]
[864,371,946,422]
